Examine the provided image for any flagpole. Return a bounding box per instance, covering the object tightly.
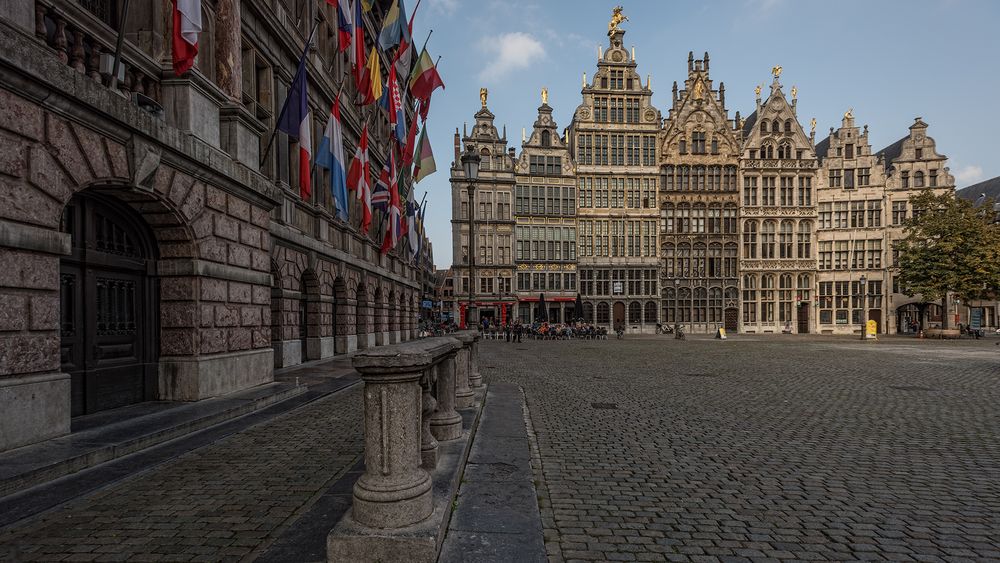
[259,20,322,168]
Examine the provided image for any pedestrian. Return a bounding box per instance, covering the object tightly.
[504,321,512,342]
[514,320,522,343]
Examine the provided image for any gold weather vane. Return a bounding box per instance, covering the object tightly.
[772,65,782,78]
[480,87,488,109]
[810,118,817,135]
[541,87,548,105]
[608,6,628,35]
[844,107,854,119]
[791,85,798,100]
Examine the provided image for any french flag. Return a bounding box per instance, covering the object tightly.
[347,124,372,233]
[171,0,201,76]
[276,50,312,200]
[334,0,353,52]
[315,97,349,221]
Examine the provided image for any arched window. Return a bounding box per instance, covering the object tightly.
[779,220,794,259]
[914,171,925,187]
[763,144,774,159]
[772,119,780,133]
[644,301,657,323]
[779,274,793,324]
[628,301,641,323]
[761,274,776,323]
[541,130,551,147]
[708,287,723,323]
[784,119,792,133]
[663,287,676,323]
[662,243,676,277]
[778,142,792,160]
[596,302,610,324]
[760,121,768,134]
[797,273,812,302]
[761,221,777,259]
[742,274,757,323]
[583,302,594,322]
[678,287,692,322]
[724,243,738,278]
[708,243,722,278]
[743,220,758,258]
[693,287,708,322]
[797,221,812,258]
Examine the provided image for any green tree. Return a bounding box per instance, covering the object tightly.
[897,189,1000,329]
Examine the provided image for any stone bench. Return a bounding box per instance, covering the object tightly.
[924,328,962,339]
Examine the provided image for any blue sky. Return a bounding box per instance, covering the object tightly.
[408,0,1000,268]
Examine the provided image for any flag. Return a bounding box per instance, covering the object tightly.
[386,62,406,145]
[394,0,420,78]
[379,154,402,255]
[413,124,436,183]
[372,152,393,213]
[359,46,382,105]
[315,97,349,221]
[334,0,353,52]
[400,102,420,168]
[378,0,411,52]
[414,199,425,263]
[361,0,372,10]
[409,47,444,102]
[406,184,418,257]
[350,0,365,90]
[347,124,372,233]
[275,50,312,200]
[171,0,201,76]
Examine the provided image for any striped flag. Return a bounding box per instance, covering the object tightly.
[347,124,372,233]
[371,152,393,212]
[413,124,436,183]
[315,96,349,221]
[275,50,312,200]
[379,154,402,255]
[378,0,411,52]
[334,0,353,52]
[171,0,201,76]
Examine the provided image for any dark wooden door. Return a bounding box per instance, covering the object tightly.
[613,302,625,327]
[724,308,738,332]
[61,193,157,417]
[868,309,882,333]
[797,303,809,334]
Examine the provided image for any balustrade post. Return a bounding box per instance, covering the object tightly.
[469,331,483,388]
[453,331,475,408]
[419,369,438,469]
[429,349,462,441]
[349,338,460,529]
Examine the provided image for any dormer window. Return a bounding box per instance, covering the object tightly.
[760,121,768,134]
[784,120,792,133]
[845,144,854,160]
[901,171,909,188]
[541,130,551,147]
[678,139,687,155]
[915,148,923,159]
[772,119,780,133]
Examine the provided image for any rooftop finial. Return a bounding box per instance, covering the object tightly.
[541,87,548,105]
[608,6,628,36]
[479,87,488,109]
[771,65,782,79]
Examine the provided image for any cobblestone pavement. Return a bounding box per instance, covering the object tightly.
[0,386,363,562]
[483,336,1000,562]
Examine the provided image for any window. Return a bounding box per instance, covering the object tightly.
[867,200,882,227]
[844,168,855,189]
[711,140,719,154]
[797,221,812,258]
[692,132,706,154]
[915,171,925,187]
[858,168,870,186]
[818,202,832,229]
[779,275,793,323]
[892,201,907,225]
[777,143,791,160]
[742,275,757,323]
[845,144,854,160]
[779,221,793,259]
[678,139,687,155]
[780,177,795,206]
[761,221,776,259]
[851,201,865,228]
[834,202,849,228]
[829,169,842,188]
[915,148,923,159]
[819,282,833,324]
[761,177,776,205]
[797,177,812,206]
[743,221,757,258]
[644,301,657,323]
[628,302,641,323]
[596,302,610,324]
[784,120,792,134]
[541,130,551,147]
[929,169,938,187]
[819,241,832,270]
[901,171,909,189]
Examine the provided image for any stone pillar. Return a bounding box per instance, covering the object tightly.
[454,331,475,409]
[350,339,458,529]
[419,371,438,469]
[429,350,462,441]
[469,332,483,388]
[215,0,242,101]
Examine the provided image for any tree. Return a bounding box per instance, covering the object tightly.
[896,189,1000,329]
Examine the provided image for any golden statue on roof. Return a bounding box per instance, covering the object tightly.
[771,65,782,78]
[810,118,817,135]
[692,80,704,100]
[608,6,628,35]
[844,107,854,119]
[480,87,488,109]
[755,83,762,97]
[791,85,798,99]
[541,87,548,105]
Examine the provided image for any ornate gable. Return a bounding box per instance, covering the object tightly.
[742,72,815,161]
[660,52,740,160]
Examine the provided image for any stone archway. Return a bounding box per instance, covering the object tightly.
[355,284,370,350]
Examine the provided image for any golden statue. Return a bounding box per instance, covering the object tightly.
[844,107,854,119]
[754,83,762,97]
[479,87,488,109]
[541,87,548,105]
[791,85,798,100]
[810,118,817,134]
[771,65,782,78]
[608,6,628,35]
[692,80,704,100]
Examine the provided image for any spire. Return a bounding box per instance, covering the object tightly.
[719,81,725,108]
[688,51,694,72]
[672,80,678,104]
[704,51,709,72]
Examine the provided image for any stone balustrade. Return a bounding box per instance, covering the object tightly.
[348,333,481,530]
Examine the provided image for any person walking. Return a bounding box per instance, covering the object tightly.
[514,320,523,343]
[504,320,512,342]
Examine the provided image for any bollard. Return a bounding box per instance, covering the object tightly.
[419,370,439,469]
[429,349,463,441]
[468,331,483,388]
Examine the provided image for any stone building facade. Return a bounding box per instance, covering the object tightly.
[513,98,578,323]
[658,53,741,334]
[0,1,430,453]
[568,28,661,332]
[449,102,516,327]
[738,73,818,334]
[814,113,890,335]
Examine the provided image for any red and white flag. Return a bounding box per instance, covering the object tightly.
[171,0,202,76]
[347,124,373,233]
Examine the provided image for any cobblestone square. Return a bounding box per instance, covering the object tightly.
[482,336,1000,562]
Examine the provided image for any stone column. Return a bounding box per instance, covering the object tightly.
[350,339,457,529]
[429,350,463,441]
[419,370,438,469]
[454,331,475,408]
[469,332,483,388]
[215,0,242,101]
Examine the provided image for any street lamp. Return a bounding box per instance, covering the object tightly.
[461,147,481,330]
[859,274,867,340]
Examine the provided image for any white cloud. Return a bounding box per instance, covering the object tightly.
[477,32,545,82]
[427,0,459,16]
[955,164,984,186]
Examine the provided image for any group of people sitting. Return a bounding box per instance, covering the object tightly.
[479,318,610,341]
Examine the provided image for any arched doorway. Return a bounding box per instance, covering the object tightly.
[355,285,369,350]
[60,192,158,416]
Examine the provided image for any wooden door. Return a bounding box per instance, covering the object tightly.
[724,308,738,332]
[613,302,625,327]
[797,303,809,334]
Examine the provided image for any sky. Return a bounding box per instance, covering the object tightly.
[408,0,1000,268]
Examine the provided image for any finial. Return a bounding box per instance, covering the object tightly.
[704,51,710,71]
[844,107,854,119]
[598,45,603,59]
[541,87,548,105]
[646,74,651,90]
[791,85,797,100]
[688,51,694,72]
[771,65,782,79]
[809,118,816,135]
[582,72,587,88]
[522,127,526,143]
[608,6,628,36]
[479,87,488,109]
[631,46,635,61]
[755,83,762,97]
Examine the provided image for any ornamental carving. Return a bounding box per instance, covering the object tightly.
[742,159,817,170]
[580,107,591,119]
[740,207,818,217]
[644,109,656,122]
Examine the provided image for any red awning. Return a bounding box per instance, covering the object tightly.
[518,297,577,303]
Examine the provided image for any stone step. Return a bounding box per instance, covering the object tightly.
[0,381,307,498]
